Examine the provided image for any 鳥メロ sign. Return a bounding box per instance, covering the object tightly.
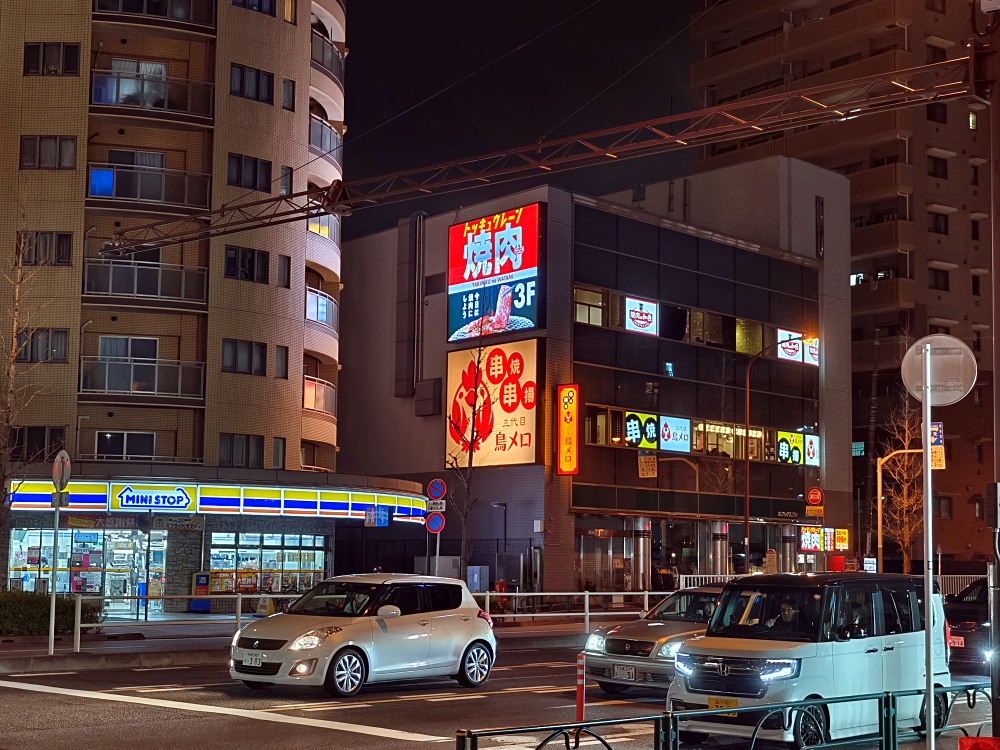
[446,203,542,342]
[446,339,538,468]
[557,384,579,475]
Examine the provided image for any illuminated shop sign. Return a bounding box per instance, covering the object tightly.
[8,481,427,522]
[776,431,804,464]
[623,296,658,336]
[776,328,820,366]
[800,527,850,552]
[658,415,691,453]
[804,337,819,367]
[623,411,658,449]
[446,203,542,342]
[445,339,538,467]
[804,434,820,467]
[557,384,579,475]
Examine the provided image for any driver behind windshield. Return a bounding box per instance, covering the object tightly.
[765,598,799,631]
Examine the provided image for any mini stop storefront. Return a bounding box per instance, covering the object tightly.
[6,478,427,612]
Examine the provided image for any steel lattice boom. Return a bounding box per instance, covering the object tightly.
[110,57,974,252]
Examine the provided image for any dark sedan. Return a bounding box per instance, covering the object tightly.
[944,577,990,671]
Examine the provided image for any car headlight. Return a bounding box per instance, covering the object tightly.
[289,627,343,651]
[585,634,606,653]
[675,652,694,677]
[659,641,683,658]
[760,659,800,681]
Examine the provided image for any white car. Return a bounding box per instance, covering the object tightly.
[230,573,497,697]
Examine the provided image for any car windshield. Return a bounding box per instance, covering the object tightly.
[706,585,825,642]
[286,581,384,617]
[646,590,719,623]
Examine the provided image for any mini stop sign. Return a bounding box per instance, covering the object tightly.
[807,487,824,506]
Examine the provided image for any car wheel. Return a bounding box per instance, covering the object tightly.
[678,731,708,745]
[241,680,272,690]
[596,681,629,695]
[917,691,950,737]
[324,647,366,698]
[455,641,493,688]
[793,704,827,749]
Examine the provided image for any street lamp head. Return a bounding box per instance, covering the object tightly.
[490,502,506,509]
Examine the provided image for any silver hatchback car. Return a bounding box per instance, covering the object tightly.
[583,586,722,694]
[230,573,497,697]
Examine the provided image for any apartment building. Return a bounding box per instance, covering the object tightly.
[688,0,994,568]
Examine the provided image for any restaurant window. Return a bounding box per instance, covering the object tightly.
[574,287,605,326]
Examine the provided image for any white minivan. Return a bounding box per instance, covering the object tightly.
[667,573,951,749]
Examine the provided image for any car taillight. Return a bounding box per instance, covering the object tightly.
[477,609,494,629]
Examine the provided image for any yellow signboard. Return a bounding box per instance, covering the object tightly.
[776,432,804,464]
[806,505,825,517]
[557,384,579,475]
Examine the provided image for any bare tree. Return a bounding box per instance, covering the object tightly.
[878,392,923,573]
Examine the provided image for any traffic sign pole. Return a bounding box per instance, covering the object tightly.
[49,450,71,657]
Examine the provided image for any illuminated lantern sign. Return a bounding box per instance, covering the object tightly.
[623,296,658,336]
[804,434,820,466]
[557,384,579,475]
[446,203,542,342]
[445,339,538,468]
[623,411,658,449]
[658,416,691,453]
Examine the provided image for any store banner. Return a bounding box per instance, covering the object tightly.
[556,384,579,476]
[151,515,204,531]
[623,296,658,336]
[110,483,197,513]
[623,411,658,449]
[776,431,804,464]
[658,416,691,453]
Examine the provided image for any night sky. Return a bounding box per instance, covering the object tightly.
[341,1,698,238]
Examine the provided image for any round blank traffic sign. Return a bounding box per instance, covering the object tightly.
[901,334,977,406]
[425,512,446,534]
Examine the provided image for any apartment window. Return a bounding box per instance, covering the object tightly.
[227,152,271,192]
[229,63,273,104]
[273,437,286,469]
[17,231,71,265]
[970,111,979,131]
[232,0,275,16]
[224,245,269,283]
[278,255,291,288]
[926,44,946,64]
[972,220,981,242]
[282,0,295,23]
[927,155,948,179]
[20,136,76,170]
[219,432,264,468]
[280,165,293,196]
[928,324,950,334]
[926,0,945,11]
[96,431,155,460]
[972,164,980,186]
[282,78,295,110]
[222,338,266,375]
[926,102,947,123]
[973,274,982,296]
[974,330,983,352]
[574,287,605,326]
[16,329,68,363]
[23,43,80,76]
[928,268,950,291]
[932,494,952,519]
[10,426,65,462]
[276,346,288,379]
[927,211,949,235]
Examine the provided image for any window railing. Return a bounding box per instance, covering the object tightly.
[78,453,205,464]
[91,70,213,118]
[310,31,344,83]
[80,356,204,398]
[308,116,343,166]
[88,163,211,209]
[303,375,336,416]
[307,206,341,243]
[93,0,215,27]
[305,287,339,331]
[84,258,207,303]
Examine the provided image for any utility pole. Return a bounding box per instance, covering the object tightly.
[863,328,880,556]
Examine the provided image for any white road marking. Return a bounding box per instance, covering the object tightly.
[426,695,486,702]
[0,679,444,741]
[133,666,191,671]
[303,704,372,711]
[6,672,77,677]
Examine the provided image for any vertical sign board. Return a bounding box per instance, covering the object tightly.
[557,384,579,475]
[930,421,946,470]
[447,203,543,342]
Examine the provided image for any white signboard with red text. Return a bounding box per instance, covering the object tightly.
[446,204,542,342]
[777,328,820,366]
[446,340,538,467]
[624,296,658,336]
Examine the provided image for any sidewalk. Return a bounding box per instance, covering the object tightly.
[0,615,615,675]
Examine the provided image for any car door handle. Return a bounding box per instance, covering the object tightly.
[865,648,879,654]
[418,619,430,626]
[883,646,895,652]
[460,616,472,621]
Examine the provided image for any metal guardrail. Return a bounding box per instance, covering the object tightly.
[455,682,992,750]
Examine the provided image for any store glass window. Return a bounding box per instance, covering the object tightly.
[209,532,325,593]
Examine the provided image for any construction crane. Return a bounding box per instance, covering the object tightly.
[108,55,980,253]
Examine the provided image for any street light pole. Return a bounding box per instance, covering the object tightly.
[875,448,922,572]
[490,502,507,580]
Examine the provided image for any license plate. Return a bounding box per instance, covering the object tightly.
[709,696,738,717]
[613,664,636,681]
[948,635,965,648]
[244,651,264,668]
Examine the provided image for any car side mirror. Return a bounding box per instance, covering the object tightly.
[376,605,401,619]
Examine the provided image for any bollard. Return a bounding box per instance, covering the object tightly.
[73,595,82,653]
[583,591,590,633]
[576,652,586,722]
[236,593,242,632]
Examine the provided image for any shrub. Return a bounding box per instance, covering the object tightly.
[0,591,103,636]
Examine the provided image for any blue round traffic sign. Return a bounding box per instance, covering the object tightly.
[425,511,446,534]
[427,478,447,501]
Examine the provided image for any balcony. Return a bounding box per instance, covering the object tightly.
[849,162,914,204]
[83,258,207,307]
[851,335,909,372]
[88,162,210,211]
[311,32,345,88]
[92,0,215,31]
[305,287,339,331]
[91,70,213,123]
[309,116,343,168]
[851,277,916,315]
[80,356,204,398]
[303,375,336,416]
[307,208,341,245]
[851,220,916,261]
[78,453,204,464]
